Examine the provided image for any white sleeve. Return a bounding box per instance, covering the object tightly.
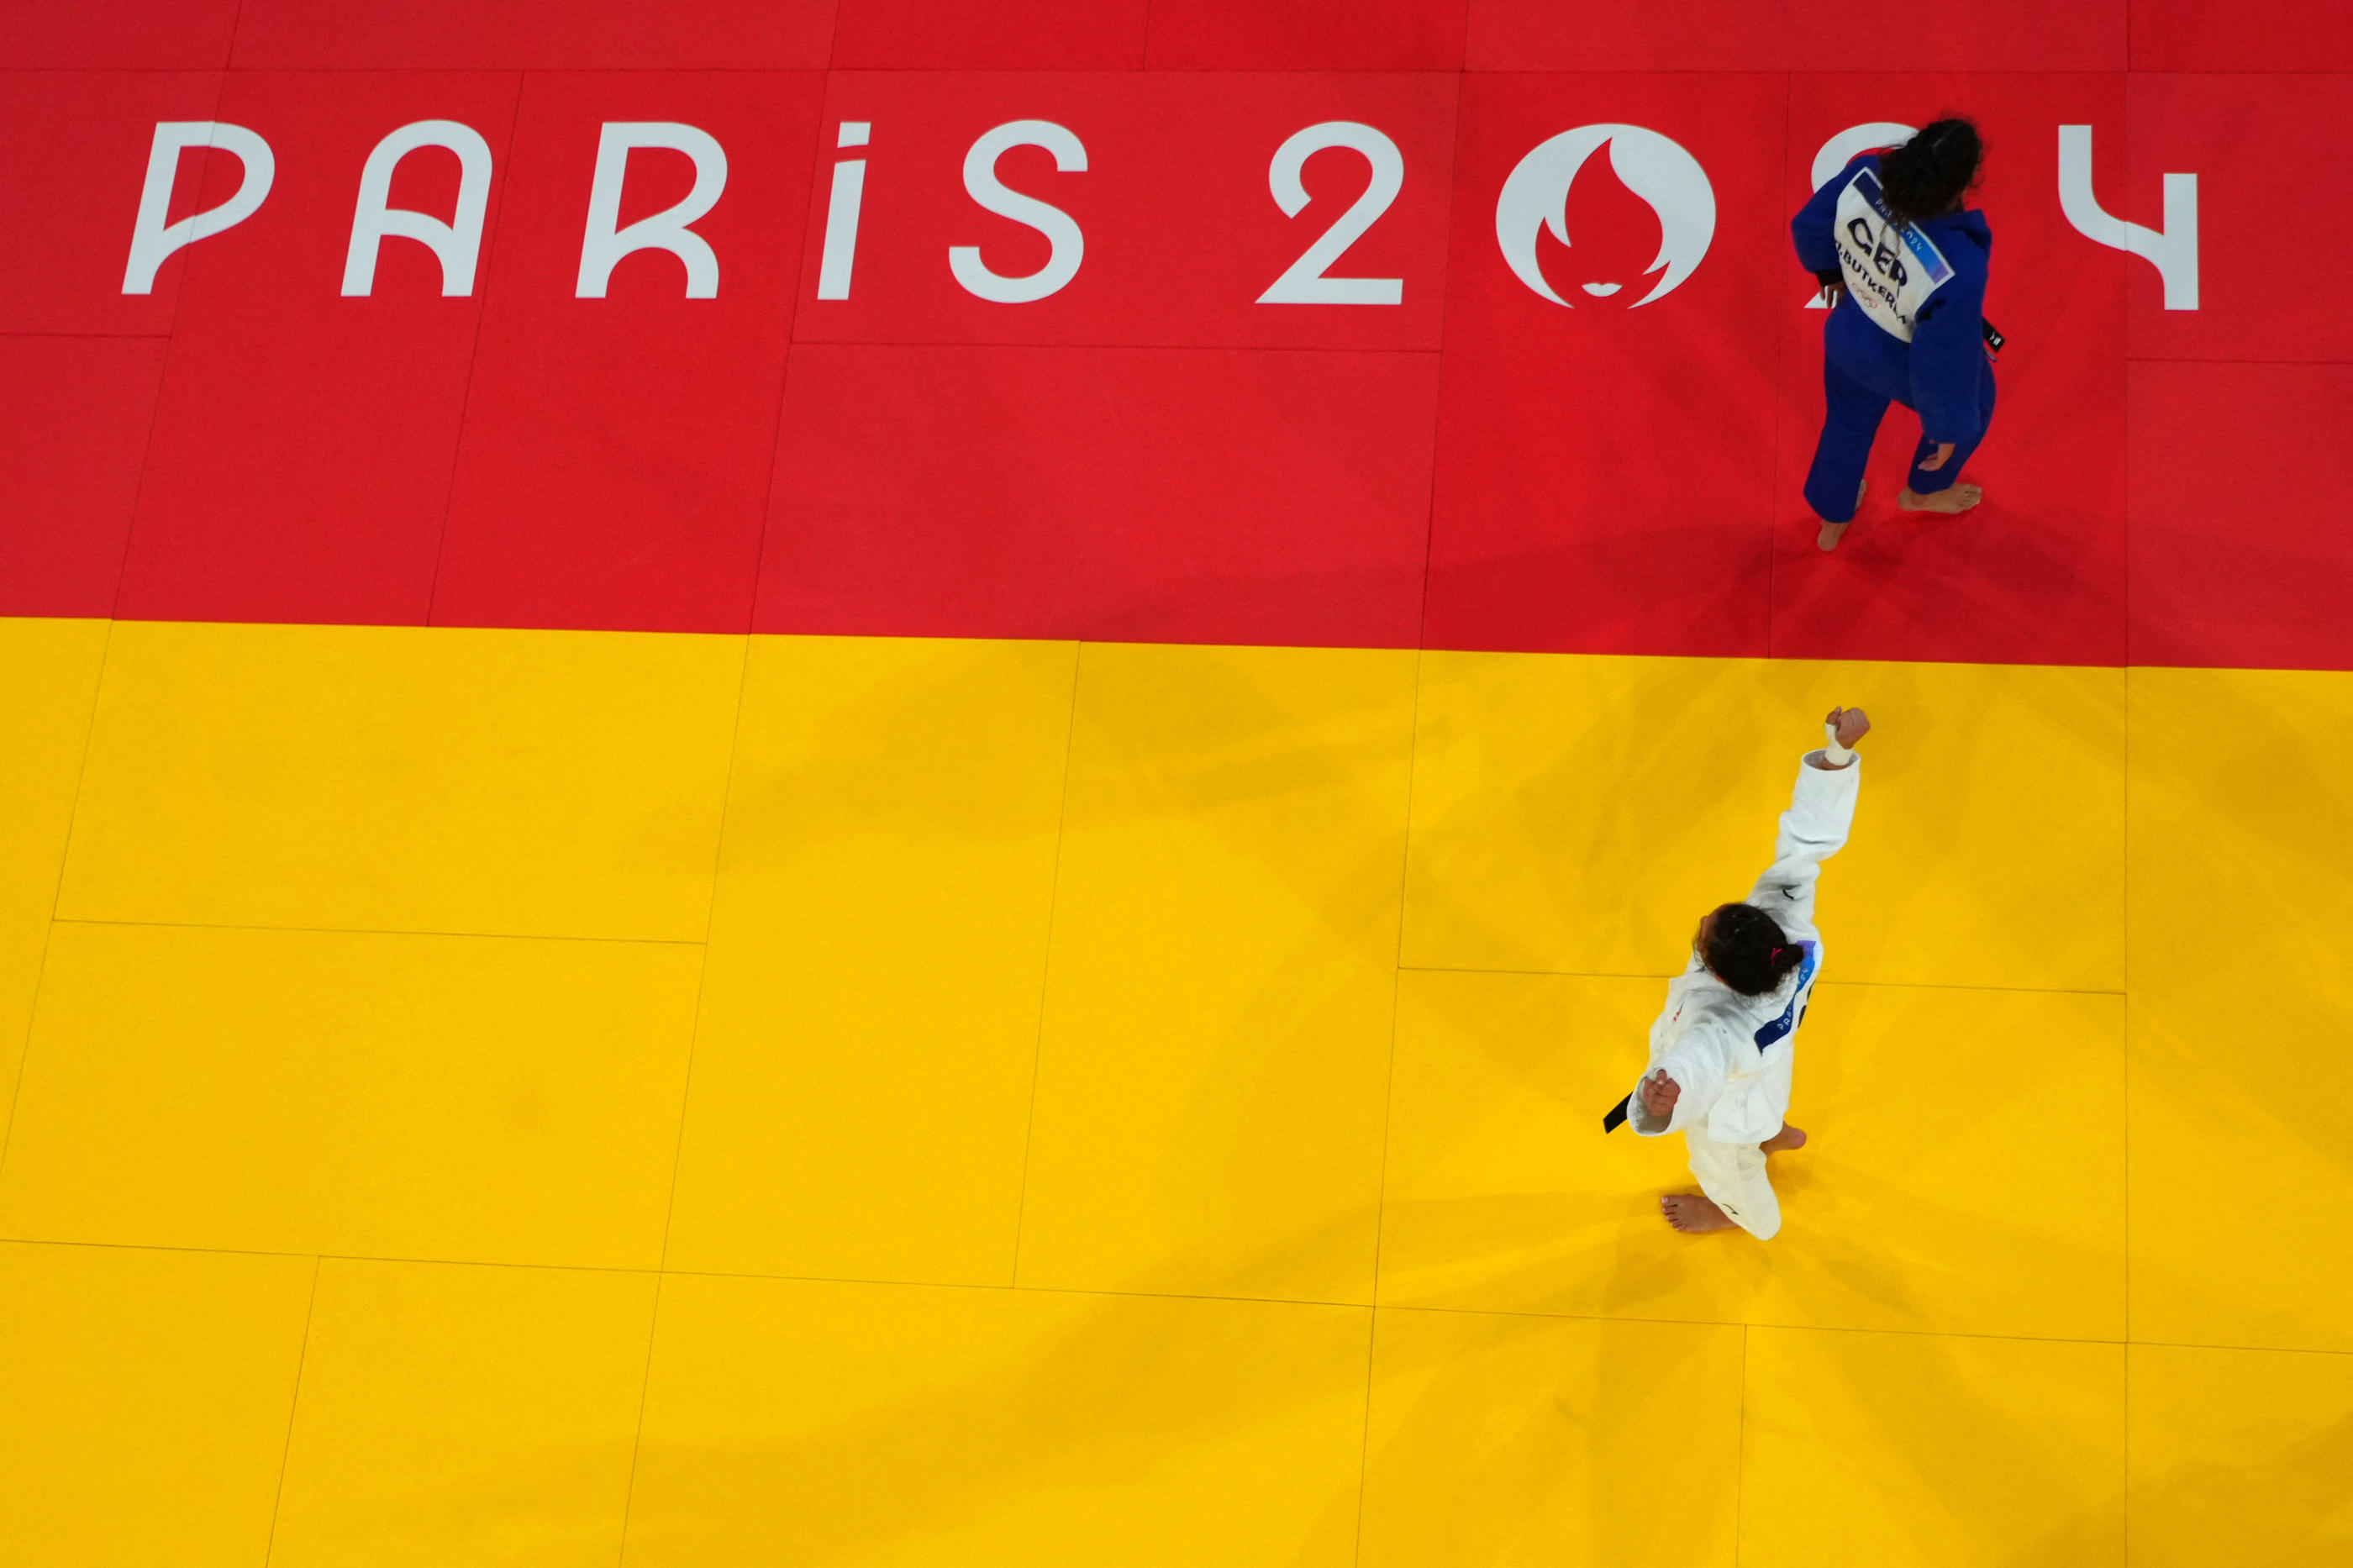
[1743,751,1861,941]
[1627,1018,1735,1138]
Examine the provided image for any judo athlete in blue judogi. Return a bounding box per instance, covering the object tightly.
[1792,118,1995,551]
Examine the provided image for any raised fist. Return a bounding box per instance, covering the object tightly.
[1826,706,1871,749]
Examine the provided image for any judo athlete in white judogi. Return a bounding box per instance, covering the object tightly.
[1610,707,1869,1238]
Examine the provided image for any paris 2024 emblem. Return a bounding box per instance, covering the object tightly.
[1494,124,1716,308]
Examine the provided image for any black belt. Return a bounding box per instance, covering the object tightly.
[1602,1096,1629,1134]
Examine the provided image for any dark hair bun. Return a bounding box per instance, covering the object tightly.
[1879,117,1983,229]
[1702,902,1805,997]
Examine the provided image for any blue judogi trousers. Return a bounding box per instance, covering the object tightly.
[1802,350,1997,524]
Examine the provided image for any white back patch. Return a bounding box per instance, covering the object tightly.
[1833,166,1954,343]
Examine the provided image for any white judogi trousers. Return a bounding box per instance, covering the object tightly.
[1683,1124,1782,1239]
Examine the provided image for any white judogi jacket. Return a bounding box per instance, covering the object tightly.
[1628,751,1861,1145]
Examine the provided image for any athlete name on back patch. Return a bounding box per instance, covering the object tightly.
[1834,166,1953,343]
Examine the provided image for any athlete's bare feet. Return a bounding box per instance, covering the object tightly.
[1898,481,1983,514]
[1661,1193,1740,1233]
[1818,480,1866,551]
[1761,1123,1808,1155]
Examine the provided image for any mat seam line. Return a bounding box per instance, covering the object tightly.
[2124,355,2353,365]
[34,628,2319,677]
[753,53,854,632]
[742,341,803,631]
[610,1274,671,1567]
[1733,1323,1751,1566]
[3,1232,2336,1358]
[50,62,2315,73]
[1350,642,1429,1566]
[99,58,228,624]
[1004,639,1086,1287]
[258,1255,322,1568]
[0,618,118,1187]
[47,916,707,946]
[48,65,2305,75]
[151,64,2192,75]
[419,73,525,629]
[1348,1307,1382,1568]
[651,636,751,1280]
[788,339,1445,355]
[1765,70,1794,661]
[613,618,748,1564]
[1408,61,1469,652]
[1397,963,2123,997]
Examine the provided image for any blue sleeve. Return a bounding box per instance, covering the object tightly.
[1909,250,1988,445]
[1791,158,1860,276]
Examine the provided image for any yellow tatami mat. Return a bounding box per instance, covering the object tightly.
[2,618,2347,1565]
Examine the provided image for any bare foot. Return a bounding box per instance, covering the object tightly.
[1898,481,1983,514]
[1817,480,1865,552]
[1661,1193,1740,1233]
[1761,1123,1808,1155]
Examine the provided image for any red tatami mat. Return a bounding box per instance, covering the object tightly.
[0,337,167,618]
[117,71,522,627]
[1422,73,1790,660]
[1144,0,1466,71]
[226,0,836,70]
[0,0,238,69]
[829,0,1146,71]
[2124,74,2353,364]
[758,343,1440,647]
[428,71,824,634]
[0,71,225,334]
[2129,361,2353,671]
[1,20,2346,671]
[1466,0,2124,72]
[2128,0,2352,72]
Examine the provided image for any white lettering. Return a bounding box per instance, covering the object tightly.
[949,119,1087,304]
[815,121,871,301]
[122,122,274,293]
[1258,122,1405,306]
[342,120,493,297]
[2059,124,2198,310]
[576,123,728,299]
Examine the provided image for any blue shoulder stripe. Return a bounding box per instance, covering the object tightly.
[1752,942,1819,1051]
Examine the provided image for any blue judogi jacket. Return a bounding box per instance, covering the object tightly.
[1792,153,1993,447]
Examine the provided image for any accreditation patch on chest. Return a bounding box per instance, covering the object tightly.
[1834,166,1953,343]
